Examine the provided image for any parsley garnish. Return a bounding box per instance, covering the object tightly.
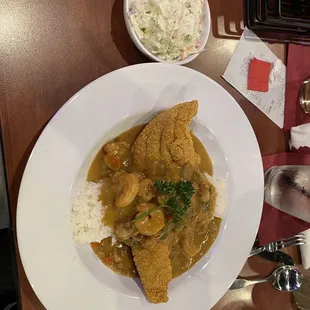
[132,180,195,224]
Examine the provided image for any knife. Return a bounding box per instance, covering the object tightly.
[256,250,295,266]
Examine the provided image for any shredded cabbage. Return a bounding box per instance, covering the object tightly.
[129,0,204,61]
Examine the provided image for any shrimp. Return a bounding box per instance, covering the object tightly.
[114,219,136,240]
[103,141,130,171]
[111,171,125,184]
[181,223,200,258]
[182,163,195,180]
[138,178,155,202]
[115,173,139,208]
[157,194,167,204]
[103,141,129,155]
[104,153,121,171]
[135,203,165,236]
[198,176,213,203]
[143,237,159,250]
[192,170,213,203]
[132,172,145,182]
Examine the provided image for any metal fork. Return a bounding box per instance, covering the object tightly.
[249,234,306,257]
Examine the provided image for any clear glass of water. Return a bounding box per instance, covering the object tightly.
[264,165,310,223]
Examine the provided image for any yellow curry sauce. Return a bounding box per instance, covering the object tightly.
[89,125,221,278]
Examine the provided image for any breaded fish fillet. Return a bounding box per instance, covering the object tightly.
[132,101,200,171]
[132,243,172,303]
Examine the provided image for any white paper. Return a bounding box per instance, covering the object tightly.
[223,28,286,128]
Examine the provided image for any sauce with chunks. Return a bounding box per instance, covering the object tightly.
[90,125,221,278]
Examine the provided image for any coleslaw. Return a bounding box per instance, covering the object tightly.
[129,0,205,61]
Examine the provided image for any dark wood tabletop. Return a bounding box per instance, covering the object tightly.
[0,0,303,309]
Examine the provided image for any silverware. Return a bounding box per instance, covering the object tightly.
[257,250,295,266]
[300,77,310,114]
[249,234,306,257]
[229,265,303,291]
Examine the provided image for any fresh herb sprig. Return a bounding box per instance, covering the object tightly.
[132,180,195,224]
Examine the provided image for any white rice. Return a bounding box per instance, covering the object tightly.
[71,181,113,244]
[206,174,227,219]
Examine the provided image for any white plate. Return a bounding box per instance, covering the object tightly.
[123,0,211,64]
[17,64,263,310]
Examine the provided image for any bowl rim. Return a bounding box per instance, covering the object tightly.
[16,63,264,310]
[123,0,211,65]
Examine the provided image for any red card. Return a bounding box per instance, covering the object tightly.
[248,78,269,92]
[247,58,272,92]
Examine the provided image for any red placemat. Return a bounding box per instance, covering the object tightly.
[284,44,310,130]
[258,43,310,245]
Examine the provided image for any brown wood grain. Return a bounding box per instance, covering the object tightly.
[0,0,296,309]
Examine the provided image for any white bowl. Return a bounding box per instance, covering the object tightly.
[17,64,264,310]
[123,0,211,65]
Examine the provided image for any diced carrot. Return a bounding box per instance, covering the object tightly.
[103,256,113,265]
[166,214,173,222]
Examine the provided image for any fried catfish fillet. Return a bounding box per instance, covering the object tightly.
[132,101,200,171]
[132,243,172,303]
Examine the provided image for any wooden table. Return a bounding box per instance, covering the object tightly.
[0,0,302,309]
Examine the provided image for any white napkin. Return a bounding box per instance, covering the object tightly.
[290,123,310,269]
[290,123,310,150]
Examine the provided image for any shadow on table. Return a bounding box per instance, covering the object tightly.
[241,257,293,309]
[208,0,244,40]
[212,287,256,309]
[111,0,149,65]
[246,256,278,277]
[251,281,293,309]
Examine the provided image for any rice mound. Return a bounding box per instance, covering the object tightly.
[71,182,112,244]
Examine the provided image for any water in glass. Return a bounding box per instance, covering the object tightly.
[264,165,310,223]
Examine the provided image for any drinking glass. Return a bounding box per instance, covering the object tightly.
[264,165,310,223]
[300,78,310,114]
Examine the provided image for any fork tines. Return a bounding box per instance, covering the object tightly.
[276,234,307,249]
